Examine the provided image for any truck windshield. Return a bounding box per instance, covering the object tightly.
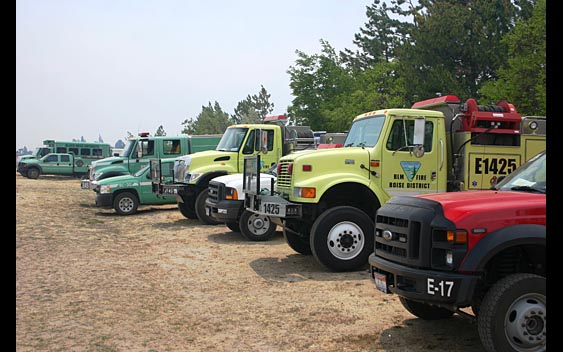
[122,140,137,158]
[33,147,51,158]
[495,151,546,194]
[343,115,385,148]
[216,127,248,152]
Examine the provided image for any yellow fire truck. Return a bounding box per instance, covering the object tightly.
[243,96,546,271]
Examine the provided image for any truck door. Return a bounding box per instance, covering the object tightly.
[41,154,73,175]
[381,117,444,198]
[131,139,154,175]
[140,161,175,204]
[238,128,278,172]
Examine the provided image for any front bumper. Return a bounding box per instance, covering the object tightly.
[153,183,190,196]
[245,193,302,219]
[205,199,243,223]
[95,193,113,208]
[368,254,479,310]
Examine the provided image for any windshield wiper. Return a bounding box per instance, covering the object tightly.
[509,185,545,194]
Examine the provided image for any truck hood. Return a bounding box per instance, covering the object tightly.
[280,146,368,162]
[416,190,546,226]
[174,150,236,182]
[95,173,142,186]
[211,173,276,189]
[19,158,40,165]
[91,156,125,168]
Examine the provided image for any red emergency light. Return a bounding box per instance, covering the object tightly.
[263,114,287,122]
[411,95,461,109]
[138,132,150,137]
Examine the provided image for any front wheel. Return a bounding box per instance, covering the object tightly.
[399,297,454,320]
[226,221,240,233]
[477,273,546,352]
[283,230,311,255]
[27,168,40,179]
[239,210,276,241]
[178,200,197,219]
[195,188,221,225]
[113,191,139,215]
[310,206,374,272]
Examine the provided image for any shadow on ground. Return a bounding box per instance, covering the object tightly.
[249,253,370,282]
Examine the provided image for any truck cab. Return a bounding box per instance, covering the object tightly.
[81,133,221,189]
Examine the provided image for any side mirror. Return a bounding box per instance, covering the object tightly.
[412,117,425,158]
[136,142,143,159]
[254,129,269,154]
[260,130,268,153]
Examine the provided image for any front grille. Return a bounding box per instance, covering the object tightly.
[277,160,293,189]
[207,181,224,203]
[375,214,422,264]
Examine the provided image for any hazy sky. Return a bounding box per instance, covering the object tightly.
[16,0,373,150]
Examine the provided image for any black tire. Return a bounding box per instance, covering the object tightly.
[177,200,197,219]
[239,210,276,241]
[477,273,546,352]
[195,188,221,225]
[27,168,40,179]
[399,297,454,320]
[226,221,240,233]
[309,206,374,272]
[283,230,311,255]
[113,191,139,215]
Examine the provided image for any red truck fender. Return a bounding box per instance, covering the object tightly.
[458,224,545,272]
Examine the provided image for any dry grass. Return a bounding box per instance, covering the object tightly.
[16,173,484,351]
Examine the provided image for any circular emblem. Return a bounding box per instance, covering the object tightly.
[382,230,394,241]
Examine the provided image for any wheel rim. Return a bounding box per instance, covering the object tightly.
[247,214,271,236]
[326,221,364,260]
[119,197,134,212]
[504,292,546,351]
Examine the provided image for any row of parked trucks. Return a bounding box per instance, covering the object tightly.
[19,95,546,352]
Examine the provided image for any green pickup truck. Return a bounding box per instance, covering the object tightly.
[90,158,176,215]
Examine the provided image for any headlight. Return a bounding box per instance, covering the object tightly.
[188,173,202,183]
[293,187,316,199]
[99,185,111,194]
[225,187,238,200]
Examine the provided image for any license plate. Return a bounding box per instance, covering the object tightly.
[260,201,285,217]
[373,271,388,294]
[81,180,90,189]
[163,187,178,195]
[426,278,455,297]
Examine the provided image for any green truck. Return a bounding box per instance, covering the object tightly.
[81,133,222,189]
[17,141,113,179]
[90,158,176,215]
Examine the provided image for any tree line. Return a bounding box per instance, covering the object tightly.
[183,0,545,135]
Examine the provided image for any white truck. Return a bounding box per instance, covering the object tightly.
[205,165,277,241]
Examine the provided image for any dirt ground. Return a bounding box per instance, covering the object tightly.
[16,173,485,352]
